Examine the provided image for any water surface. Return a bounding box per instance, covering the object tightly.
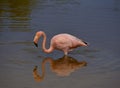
[0,0,120,88]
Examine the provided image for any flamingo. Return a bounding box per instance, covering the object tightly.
[33,31,88,55]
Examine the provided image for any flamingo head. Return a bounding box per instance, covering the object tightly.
[33,31,43,47]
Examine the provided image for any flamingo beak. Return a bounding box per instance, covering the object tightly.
[84,41,88,46]
[34,42,38,47]
[83,41,89,46]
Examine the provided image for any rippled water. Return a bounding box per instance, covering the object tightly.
[0,0,120,88]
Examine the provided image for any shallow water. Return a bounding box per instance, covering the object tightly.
[0,0,120,88]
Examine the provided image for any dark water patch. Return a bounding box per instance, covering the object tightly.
[11,41,33,46]
[8,58,32,66]
[70,47,100,59]
[0,41,33,46]
[0,42,5,45]
[0,0,32,32]
[9,27,31,32]
[85,53,120,74]
[22,48,39,54]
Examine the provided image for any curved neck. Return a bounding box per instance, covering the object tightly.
[32,60,46,82]
[41,32,54,53]
[33,65,44,82]
[33,58,53,82]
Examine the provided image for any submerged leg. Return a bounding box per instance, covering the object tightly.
[64,52,68,55]
[63,47,69,55]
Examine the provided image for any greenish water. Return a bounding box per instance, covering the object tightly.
[0,0,120,88]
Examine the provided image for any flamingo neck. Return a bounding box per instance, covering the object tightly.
[41,58,53,80]
[41,32,53,53]
[33,60,46,82]
[33,58,53,82]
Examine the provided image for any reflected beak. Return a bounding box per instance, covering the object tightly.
[33,66,38,72]
[34,42,38,47]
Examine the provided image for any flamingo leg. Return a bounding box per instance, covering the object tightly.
[63,47,69,55]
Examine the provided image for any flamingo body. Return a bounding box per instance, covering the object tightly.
[33,31,88,55]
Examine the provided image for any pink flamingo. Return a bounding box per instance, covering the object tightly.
[33,31,88,55]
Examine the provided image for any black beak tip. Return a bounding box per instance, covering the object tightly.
[34,42,38,47]
[83,41,89,46]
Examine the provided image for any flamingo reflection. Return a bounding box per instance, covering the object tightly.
[33,56,87,82]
